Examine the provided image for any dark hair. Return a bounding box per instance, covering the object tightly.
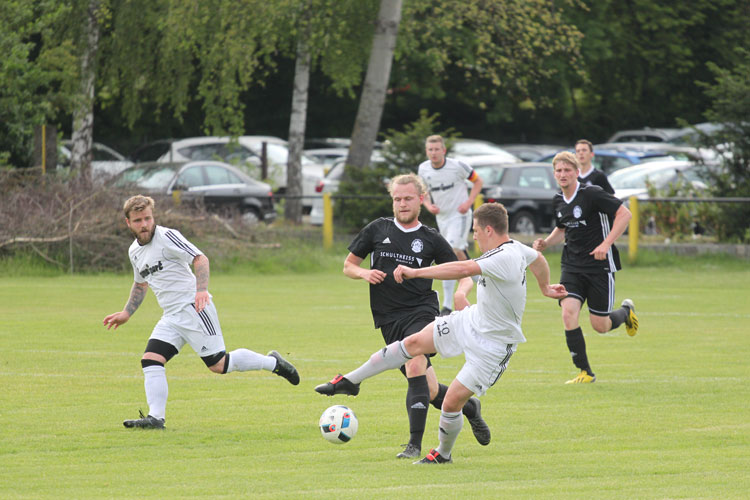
[575,139,594,152]
[474,203,508,235]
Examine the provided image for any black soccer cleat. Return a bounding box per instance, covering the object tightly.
[414,448,452,464]
[268,350,300,385]
[123,410,165,429]
[439,307,452,316]
[396,443,421,459]
[314,374,360,396]
[467,396,491,446]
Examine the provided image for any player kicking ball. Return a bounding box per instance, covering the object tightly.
[315,203,566,463]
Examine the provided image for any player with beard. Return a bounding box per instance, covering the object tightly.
[103,195,299,429]
[315,174,491,459]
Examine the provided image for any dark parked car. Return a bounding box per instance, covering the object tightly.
[467,157,558,234]
[113,161,276,225]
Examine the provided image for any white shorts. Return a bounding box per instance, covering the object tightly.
[150,302,226,357]
[437,211,472,251]
[432,307,516,396]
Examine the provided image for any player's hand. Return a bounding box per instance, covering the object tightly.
[532,238,547,251]
[426,204,440,215]
[457,201,471,214]
[103,311,130,330]
[363,268,387,284]
[542,284,567,299]
[194,290,210,313]
[393,264,416,283]
[589,242,611,260]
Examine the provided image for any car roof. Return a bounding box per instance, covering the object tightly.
[608,160,695,177]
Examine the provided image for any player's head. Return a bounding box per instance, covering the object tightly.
[574,139,594,170]
[425,135,447,166]
[552,151,580,190]
[473,203,508,252]
[123,195,156,245]
[389,174,425,226]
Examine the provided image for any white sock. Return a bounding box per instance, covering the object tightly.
[143,365,168,420]
[442,280,456,310]
[436,410,463,458]
[345,341,412,384]
[226,349,276,373]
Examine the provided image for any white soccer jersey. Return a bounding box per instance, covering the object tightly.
[418,157,474,219]
[470,240,539,344]
[129,225,204,315]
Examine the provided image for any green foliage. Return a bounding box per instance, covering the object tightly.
[639,179,720,241]
[379,109,458,173]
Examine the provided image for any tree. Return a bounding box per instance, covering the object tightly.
[346,0,403,169]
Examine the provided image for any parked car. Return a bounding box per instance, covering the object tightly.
[606,127,683,143]
[595,142,719,165]
[129,139,177,163]
[450,139,521,162]
[539,147,675,175]
[608,160,707,201]
[303,148,349,169]
[466,156,558,234]
[497,144,565,162]
[156,136,325,211]
[112,161,276,225]
[59,141,133,179]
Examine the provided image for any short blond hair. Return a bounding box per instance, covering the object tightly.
[425,135,445,147]
[552,151,580,170]
[389,173,427,196]
[123,195,155,219]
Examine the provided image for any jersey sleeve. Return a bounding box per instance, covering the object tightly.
[518,241,540,267]
[131,257,145,283]
[590,185,622,216]
[433,232,459,265]
[348,220,378,258]
[161,228,203,264]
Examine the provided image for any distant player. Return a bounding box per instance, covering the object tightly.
[315,174,490,459]
[418,135,483,315]
[575,139,614,194]
[315,203,566,464]
[103,195,299,429]
[534,152,639,384]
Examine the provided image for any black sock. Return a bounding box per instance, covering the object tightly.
[565,327,593,375]
[609,307,628,330]
[406,375,429,447]
[430,383,448,410]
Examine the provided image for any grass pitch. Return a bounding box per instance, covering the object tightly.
[1,254,748,499]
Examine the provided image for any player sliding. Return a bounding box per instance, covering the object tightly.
[315,203,566,464]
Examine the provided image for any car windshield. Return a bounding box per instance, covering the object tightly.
[473,165,505,185]
[609,166,682,190]
[115,165,176,190]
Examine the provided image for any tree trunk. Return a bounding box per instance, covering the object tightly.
[286,36,311,224]
[70,0,100,185]
[346,0,402,168]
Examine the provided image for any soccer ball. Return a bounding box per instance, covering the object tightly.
[319,405,358,444]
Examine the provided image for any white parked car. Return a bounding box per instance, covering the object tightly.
[157,136,325,210]
[608,160,707,201]
[59,141,134,179]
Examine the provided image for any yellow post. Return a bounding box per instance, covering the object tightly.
[628,196,639,263]
[473,194,484,255]
[323,192,333,250]
[172,190,181,206]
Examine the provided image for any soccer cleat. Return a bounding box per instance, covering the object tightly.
[123,410,165,429]
[314,374,360,396]
[396,443,421,459]
[439,307,452,316]
[414,448,452,464]
[467,396,491,446]
[565,370,596,384]
[268,350,300,385]
[621,299,639,337]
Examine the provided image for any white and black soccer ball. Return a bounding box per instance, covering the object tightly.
[319,405,358,444]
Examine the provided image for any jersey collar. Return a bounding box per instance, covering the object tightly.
[393,219,422,233]
[562,182,581,204]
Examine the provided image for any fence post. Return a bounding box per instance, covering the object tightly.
[323,193,333,250]
[628,196,639,263]
[473,194,484,255]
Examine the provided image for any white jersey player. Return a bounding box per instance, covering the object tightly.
[417,135,483,315]
[314,203,566,464]
[103,195,299,430]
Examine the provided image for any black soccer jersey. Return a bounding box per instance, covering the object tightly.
[348,217,458,328]
[553,184,623,273]
[578,168,614,194]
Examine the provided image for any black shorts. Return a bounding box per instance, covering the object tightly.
[560,270,615,317]
[379,312,436,376]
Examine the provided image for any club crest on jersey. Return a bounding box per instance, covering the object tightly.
[411,238,424,253]
[573,205,583,218]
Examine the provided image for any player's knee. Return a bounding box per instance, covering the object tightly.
[590,317,610,333]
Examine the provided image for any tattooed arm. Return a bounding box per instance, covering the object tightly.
[193,255,210,313]
[102,282,149,330]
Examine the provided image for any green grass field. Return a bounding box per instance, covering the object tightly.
[1,253,749,499]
